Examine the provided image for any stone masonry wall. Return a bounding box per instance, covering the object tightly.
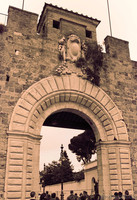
[0,7,59,199]
[0,5,137,199]
[101,36,137,198]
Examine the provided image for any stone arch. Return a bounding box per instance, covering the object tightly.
[5,74,133,200]
[9,74,128,141]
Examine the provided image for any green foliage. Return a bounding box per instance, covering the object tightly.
[40,151,74,186]
[73,170,84,182]
[75,58,86,68]
[0,24,7,34]
[75,41,103,86]
[85,41,103,67]
[68,130,96,164]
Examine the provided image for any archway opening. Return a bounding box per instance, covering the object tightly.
[39,110,97,194]
[40,110,97,169]
[43,111,92,130]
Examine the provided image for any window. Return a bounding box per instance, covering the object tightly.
[86,30,92,38]
[53,20,60,29]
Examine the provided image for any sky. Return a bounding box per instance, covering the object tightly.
[0,0,137,61]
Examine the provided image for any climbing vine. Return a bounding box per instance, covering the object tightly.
[75,41,104,86]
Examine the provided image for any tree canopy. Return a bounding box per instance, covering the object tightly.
[68,130,96,164]
[40,149,85,186]
[40,150,74,186]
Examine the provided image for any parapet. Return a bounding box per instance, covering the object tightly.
[104,36,130,60]
[7,6,38,35]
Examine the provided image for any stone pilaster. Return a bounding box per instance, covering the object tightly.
[5,131,42,200]
[96,140,133,199]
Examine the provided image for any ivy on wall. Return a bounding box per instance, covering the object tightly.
[55,39,105,87]
[75,41,104,86]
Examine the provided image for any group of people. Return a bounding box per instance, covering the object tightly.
[67,190,90,200]
[67,190,135,200]
[113,190,134,200]
[30,189,134,200]
[30,190,97,200]
[30,191,59,200]
[67,190,100,200]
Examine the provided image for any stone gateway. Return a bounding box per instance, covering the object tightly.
[0,3,137,200]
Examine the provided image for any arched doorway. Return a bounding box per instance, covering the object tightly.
[5,75,132,200]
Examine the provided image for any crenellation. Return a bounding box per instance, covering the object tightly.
[7,6,38,36]
[105,36,130,61]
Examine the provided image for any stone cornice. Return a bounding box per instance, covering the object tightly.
[96,140,131,148]
[7,131,42,141]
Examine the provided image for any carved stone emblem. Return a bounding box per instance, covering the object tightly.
[66,35,81,62]
[57,35,89,78]
[58,34,81,62]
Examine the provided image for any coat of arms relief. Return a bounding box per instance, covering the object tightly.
[58,34,81,62]
[56,34,86,76]
[55,34,103,86]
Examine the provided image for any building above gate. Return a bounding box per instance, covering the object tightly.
[37,3,100,41]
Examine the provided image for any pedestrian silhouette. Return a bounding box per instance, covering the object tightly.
[30,191,36,200]
[67,190,75,200]
[119,192,123,200]
[125,190,132,200]
[113,192,119,200]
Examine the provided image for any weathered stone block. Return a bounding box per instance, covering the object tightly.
[79,79,87,92]
[8,172,22,178]
[7,191,21,199]
[120,153,129,159]
[54,76,64,90]
[81,98,87,106]
[90,85,99,98]
[9,165,23,172]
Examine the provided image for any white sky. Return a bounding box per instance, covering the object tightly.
[0,0,137,61]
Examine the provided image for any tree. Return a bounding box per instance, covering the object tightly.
[73,170,84,182]
[68,130,96,164]
[40,150,74,186]
[60,150,74,182]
